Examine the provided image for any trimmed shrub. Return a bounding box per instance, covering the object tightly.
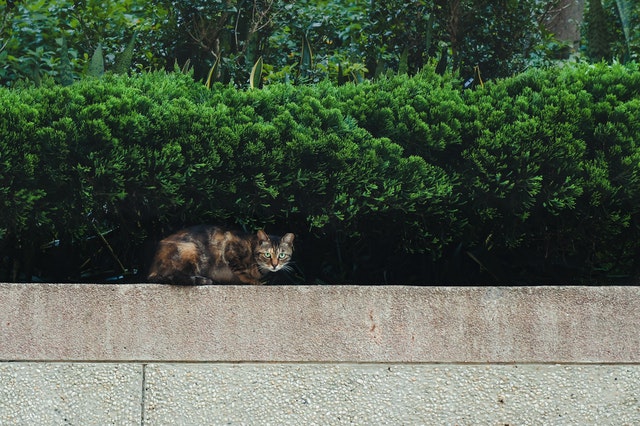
[460,63,640,281]
[0,72,461,282]
[1,63,639,284]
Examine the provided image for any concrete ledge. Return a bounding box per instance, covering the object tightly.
[1,284,639,363]
[3,284,640,424]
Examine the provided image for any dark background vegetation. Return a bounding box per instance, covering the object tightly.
[1,0,639,284]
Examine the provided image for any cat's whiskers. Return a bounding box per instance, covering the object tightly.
[279,263,294,273]
[258,261,292,274]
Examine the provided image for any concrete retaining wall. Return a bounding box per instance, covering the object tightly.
[1,284,639,424]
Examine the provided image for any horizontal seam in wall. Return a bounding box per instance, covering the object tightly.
[3,360,640,366]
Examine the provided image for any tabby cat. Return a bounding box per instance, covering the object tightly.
[147,225,294,285]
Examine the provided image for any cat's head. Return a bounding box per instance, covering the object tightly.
[255,230,294,273]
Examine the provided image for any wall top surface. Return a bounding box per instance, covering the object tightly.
[1,284,638,363]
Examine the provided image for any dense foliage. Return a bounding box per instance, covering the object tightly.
[1,0,612,88]
[583,0,640,63]
[1,63,639,284]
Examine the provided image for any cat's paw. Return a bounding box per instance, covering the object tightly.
[191,276,213,285]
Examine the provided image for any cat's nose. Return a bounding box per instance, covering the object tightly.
[271,258,279,269]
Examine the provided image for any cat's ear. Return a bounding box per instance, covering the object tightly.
[256,230,270,243]
[282,233,295,246]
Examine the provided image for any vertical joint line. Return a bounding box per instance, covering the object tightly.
[140,363,147,426]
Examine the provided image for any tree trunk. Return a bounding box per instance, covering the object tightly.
[544,0,585,50]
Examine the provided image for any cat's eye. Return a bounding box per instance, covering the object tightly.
[278,252,287,259]
[263,252,271,258]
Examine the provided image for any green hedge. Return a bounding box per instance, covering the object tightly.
[1,63,639,284]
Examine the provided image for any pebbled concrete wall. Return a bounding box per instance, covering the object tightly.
[2,363,639,425]
[1,284,640,424]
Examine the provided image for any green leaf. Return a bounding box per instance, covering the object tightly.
[114,32,137,75]
[300,35,313,77]
[58,37,74,86]
[250,56,263,89]
[398,47,409,75]
[88,43,104,77]
[205,55,220,89]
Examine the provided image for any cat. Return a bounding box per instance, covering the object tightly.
[147,225,295,285]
